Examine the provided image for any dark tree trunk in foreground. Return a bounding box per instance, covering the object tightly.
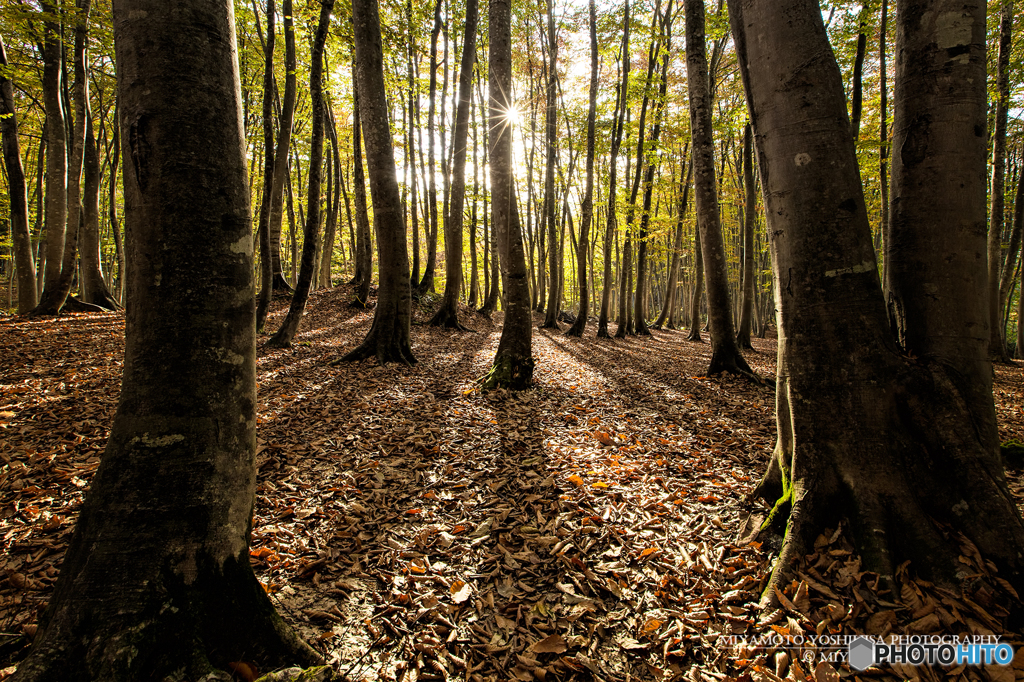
[11,1,320,678]
[255,0,277,331]
[988,0,1014,363]
[267,0,333,348]
[0,35,37,313]
[342,0,415,365]
[685,0,752,376]
[566,0,598,338]
[482,0,533,389]
[735,122,755,348]
[430,0,477,330]
[729,0,1024,600]
[597,0,630,339]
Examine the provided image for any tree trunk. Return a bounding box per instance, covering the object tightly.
[597,0,630,339]
[729,0,1024,601]
[39,1,67,294]
[482,0,533,389]
[10,1,322,677]
[850,16,867,141]
[653,150,691,330]
[418,0,444,296]
[477,75,500,317]
[735,122,755,348]
[999,170,1024,330]
[987,0,1014,362]
[109,105,124,304]
[255,0,277,331]
[429,0,477,330]
[0,34,37,313]
[320,100,341,289]
[540,0,561,329]
[267,0,333,348]
[685,0,752,376]
[268,0,296,293]
[79,113,117,309]
[342,0,416,365]
[566,0,598,338]
[351,57,373,307]
[468,84,480,308]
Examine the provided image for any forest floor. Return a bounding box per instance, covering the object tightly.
[2,285,1024,682]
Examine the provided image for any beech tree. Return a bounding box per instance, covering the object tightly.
[482,0,534,389]
[342,0,416,365]
[10,0,320,677]
[729,0,1024,595]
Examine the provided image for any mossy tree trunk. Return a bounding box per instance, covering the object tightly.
[728,0,1024,599]
[11,1,320,678]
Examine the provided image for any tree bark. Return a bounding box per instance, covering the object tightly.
[430,0,477,330]
[0,34,37,312]
[653,149,691,330]
[39,1,67,294]
[342,0,416,365]
[418,0,444,296]
[735,122,755,348]
[482,0,533,389]
[566,0,598,338]
[540,0,561,329]
[79,113,117,309]
[729,0,1024,601]
[267,0,333,348]
[10,1,322,678]
[351,57,373,307]
[320,100,341,289]
[685,0,752,376]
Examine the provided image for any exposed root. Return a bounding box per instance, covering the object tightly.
[479,353,535,390]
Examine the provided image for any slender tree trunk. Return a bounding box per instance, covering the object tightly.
[255,0,277,331]
[418,0,443,296]
[540,0,561,329]
[109,110,124,303]
[1000,170,1024,330]
[351,58,373,306]
[878,0,889,263]
[687,223,704,341]
[685,0,752,376]
[10,0,322,676]
[430,0,477,329]
[477,74,500,316]
[268,0,296,293]
[267,0,334,348]
[39,1,67,294]
[850,10,867,141]
[469,84,479,308]
[79,112,116,309]
[407,9,420,288]
[597,0,630,338]
[320,100,342,289]
[342,0,415,364]
[482,0,533,388]
[0,35,37,312]
[653,150,691,330]
[566,0,598,337]
[988,0,1014,362]
[736,122,756,347]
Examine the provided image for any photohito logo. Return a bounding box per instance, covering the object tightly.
[848,636,1014,670]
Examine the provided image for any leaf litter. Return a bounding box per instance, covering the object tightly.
[0,286,1023,682]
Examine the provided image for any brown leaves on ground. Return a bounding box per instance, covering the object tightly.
[0,286,1023,682]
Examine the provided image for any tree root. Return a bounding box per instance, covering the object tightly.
[480,353,534,390]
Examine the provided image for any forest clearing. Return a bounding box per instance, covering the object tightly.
[2,290,1024,682]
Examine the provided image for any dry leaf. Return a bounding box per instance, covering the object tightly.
[530,634,568,654]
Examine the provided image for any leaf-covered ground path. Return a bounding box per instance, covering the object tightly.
[2,285,1024,682]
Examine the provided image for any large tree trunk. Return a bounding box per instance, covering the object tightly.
[566,0,598,338]
[685,0,752,376]
[267,0,333,348]
[267,0,296,293]
[482,0,533,389]
[342,0,415,365]
[735,122,755,348]
[0,35,37,313]
[597,0,630,339]
[429,0,477,330]
[728,0,1024,601]
[10,1,321,678]
[988,0,1014,362]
